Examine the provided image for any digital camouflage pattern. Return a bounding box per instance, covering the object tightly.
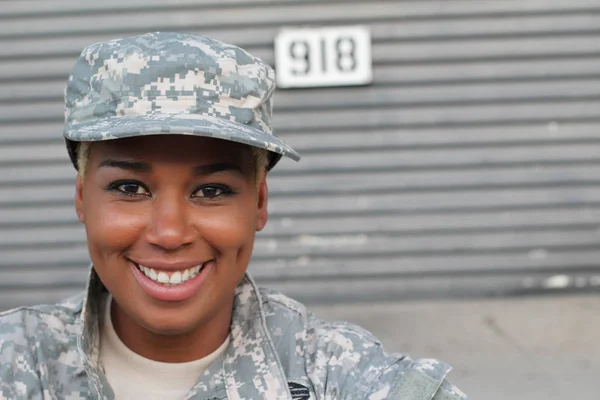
[63,32,300,170]
[0,268,468,400]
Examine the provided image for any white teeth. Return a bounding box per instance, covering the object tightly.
[157,272,169,283]
[137,263,205,286]
[170,271,182,284]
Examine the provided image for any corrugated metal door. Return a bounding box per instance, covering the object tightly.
[1,0,600,310]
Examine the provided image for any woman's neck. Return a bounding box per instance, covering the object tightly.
[109,296,233,363]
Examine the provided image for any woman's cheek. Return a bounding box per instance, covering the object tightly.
[85,202,148,252]
[196,205,257,250]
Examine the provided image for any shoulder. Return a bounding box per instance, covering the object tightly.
[0,291,83,337]
[258,286,393,360]
[258,286,310,320]
[258,288,468,399]
[0,292,84,394]
[369,358,469,400]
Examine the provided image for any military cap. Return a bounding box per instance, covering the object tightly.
[63,32,300,170]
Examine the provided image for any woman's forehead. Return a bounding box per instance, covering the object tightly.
[90,135,254,165]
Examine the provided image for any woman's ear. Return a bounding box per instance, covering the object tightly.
[74,175,85,223]
[255,174,268,232]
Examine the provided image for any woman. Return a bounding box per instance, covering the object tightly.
[0,32,468,400]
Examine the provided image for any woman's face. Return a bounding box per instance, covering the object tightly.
[75,135,267,360]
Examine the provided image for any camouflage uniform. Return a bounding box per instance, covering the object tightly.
[0,268,467,400]
[0,33,469,399]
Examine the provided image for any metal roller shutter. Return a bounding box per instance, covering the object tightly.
[1,0,600,310]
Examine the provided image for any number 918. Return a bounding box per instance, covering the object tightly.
[289,37,357,76]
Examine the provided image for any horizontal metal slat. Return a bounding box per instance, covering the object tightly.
[281,122,600,152]
[250,249,600,277]
[0,288,81,312]
[0,266,87,287]
[0,226,85,247]
[275,79,600,110]
[2,0,598,37]
[373,35,600,64]
[268,165,600,193]
[272,101,600,132]
[0,0,297,17]
[0,245,89,267]
[376,58,600,84]
[367,13,600,40]
[252,230,600,259]
[0,122,65,142]
[0,2,522,37]
[3,0,598,18]
[0,185,74,206]
[0,58,72,82]
[267,187,600,215]
[0,205,77,226]
[261,206,600,237]
[0,101,62,124]
[274,143,600,173]
[0,164,75,184]
[0,143,68,164]
[3,13,600,60]
[262,270,600,304]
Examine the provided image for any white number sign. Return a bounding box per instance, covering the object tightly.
[275,26,372,88]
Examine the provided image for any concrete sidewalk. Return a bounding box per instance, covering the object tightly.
[310,294,600,400]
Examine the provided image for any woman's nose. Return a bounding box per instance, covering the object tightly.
[144,195,195,251]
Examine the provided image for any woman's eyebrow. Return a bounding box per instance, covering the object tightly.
[192,162,245,176]
[98,159,152,172]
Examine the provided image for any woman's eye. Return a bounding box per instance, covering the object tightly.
[117,183,148,196]
[194,185,231,199]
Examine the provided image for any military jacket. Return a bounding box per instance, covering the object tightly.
[0,268,468,400]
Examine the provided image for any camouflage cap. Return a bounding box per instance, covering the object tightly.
[63,32,300,170]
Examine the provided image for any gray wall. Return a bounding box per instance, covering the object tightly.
[1,0,600,310]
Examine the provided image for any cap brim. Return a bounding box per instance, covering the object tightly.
[64,113,300,165]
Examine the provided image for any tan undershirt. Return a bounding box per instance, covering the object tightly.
[99,294,229,400]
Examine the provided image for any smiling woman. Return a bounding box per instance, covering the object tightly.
[0,32,468,400]
[78,136,262,362]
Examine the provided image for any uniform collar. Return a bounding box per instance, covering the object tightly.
[77,266,292,400]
